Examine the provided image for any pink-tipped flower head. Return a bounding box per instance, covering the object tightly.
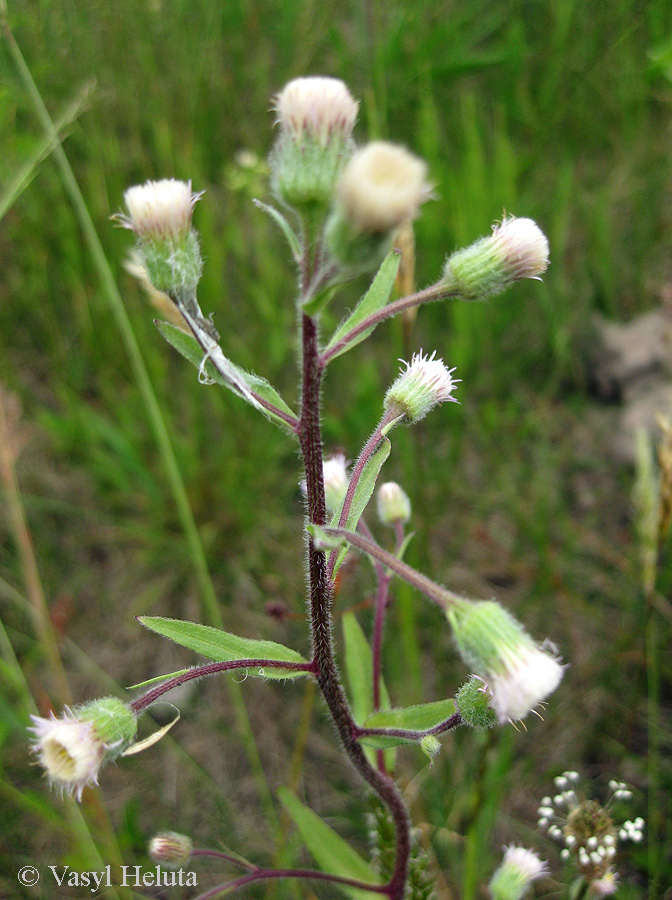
[117,179,203,292]
[442,216,549,301]
[274,77,358,147]
[270,77,359,210]
[447,600,564,724]
[30,697,137,801]
[120,179,202,242]
[489,846,548,900]
[149,832,194,868]
[384,351,459,423]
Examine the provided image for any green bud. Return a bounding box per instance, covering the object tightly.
[455,676,497,731]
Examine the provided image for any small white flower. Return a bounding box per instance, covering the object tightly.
[489,846,548,900]
[589,870,619,897]
[487,641,565,724]
[490,217,549,282]
[274,77,358,146]
[384,351,459,423]
[120,179,202,241]
[30,698,137,801]
[377,482,412,526]
[337,141,432,233]
[322,454,349,514]
[30,711,105,801]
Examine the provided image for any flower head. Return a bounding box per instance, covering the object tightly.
[274,77,358,147]
[384,351,459,423]
[377,482,412,526]
[489,846,548,900]
[447,600,564,723]
[149,832,193,868]
[118,179,203,292]
[120,179,202,241]
[336,142,432,234]
[30,697,137,801]
[442,216,549,301]
[323,453,350,514]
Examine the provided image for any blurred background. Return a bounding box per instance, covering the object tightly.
[1,0,671,897]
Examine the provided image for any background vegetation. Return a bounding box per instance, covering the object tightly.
[1,0,671,897]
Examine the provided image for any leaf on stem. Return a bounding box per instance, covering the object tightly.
[342,611,395,769]
[253,199,302,262]
[155,320,298,433]
[359,699,456,748]
[277,787,383,900]
[330,437,391,574]
[138,617,310,680]
[324,252,401,362]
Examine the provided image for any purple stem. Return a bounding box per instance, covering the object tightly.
[299,313,411,900]
[191,868,389,900]
[319,282,454,367]
[325,527,466,613]
[355,712,462,743]
[129,659,315,714]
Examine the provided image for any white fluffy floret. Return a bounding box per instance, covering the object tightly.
[501,846,549,881]
[491,217,550,281]
[274,77,359,146]
[30,711,105,801]
[322,453,349,513]
[385,351,459,423]
[488,642,565,723]
[337,142,432,233]
[121,179,201,240]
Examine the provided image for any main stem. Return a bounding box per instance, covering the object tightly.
[298,314,410,900]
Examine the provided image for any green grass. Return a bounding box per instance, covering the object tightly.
[1,0,671,897]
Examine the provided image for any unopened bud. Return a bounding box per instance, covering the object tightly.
[149,831,193,868]
[323,454,349,514]
[455,676,497,731]
[443,216,549,301]
[384,351,458,423]
[377,482,411,526]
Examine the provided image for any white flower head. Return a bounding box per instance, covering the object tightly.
[30,697,137,801]
[274,77,358,147]
[120,179,202,241]
[337,141,432,234]
[443,215,549,301]
[377,482,411,526]
[322,453,350,513]
[589,870,619,897]
[30,711,105,801]
[149,832,194,868]
[489,846,548,900]
[384,351,459,423]
[447,600,564,724]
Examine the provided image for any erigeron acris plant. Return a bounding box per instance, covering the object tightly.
[32,76,561,899]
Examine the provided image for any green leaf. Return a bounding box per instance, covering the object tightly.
[155,320,298,432]
[253,199,301,261]
[342,612,394,769]
[331,438,391,574]
[126,668,191,690]
[325,252,401,361]
[359,699,456,748]
[306,523,344,550]
[277,787,383,900]
[138,617,310,680]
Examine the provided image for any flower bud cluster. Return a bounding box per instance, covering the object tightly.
[537,771,644,889]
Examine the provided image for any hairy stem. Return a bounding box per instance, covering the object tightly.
[192,868,389,900]
[299,313,411,900]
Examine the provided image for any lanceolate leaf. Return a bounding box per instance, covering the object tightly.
[138,617,310,680]
[325,252,401,361]
[359,699,456,748]
[155,320,298,433]
[342,611,394,769]
[277,787,383,900]
[330,438,391,574]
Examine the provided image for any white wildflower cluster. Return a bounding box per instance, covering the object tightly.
[537,771,644,892]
